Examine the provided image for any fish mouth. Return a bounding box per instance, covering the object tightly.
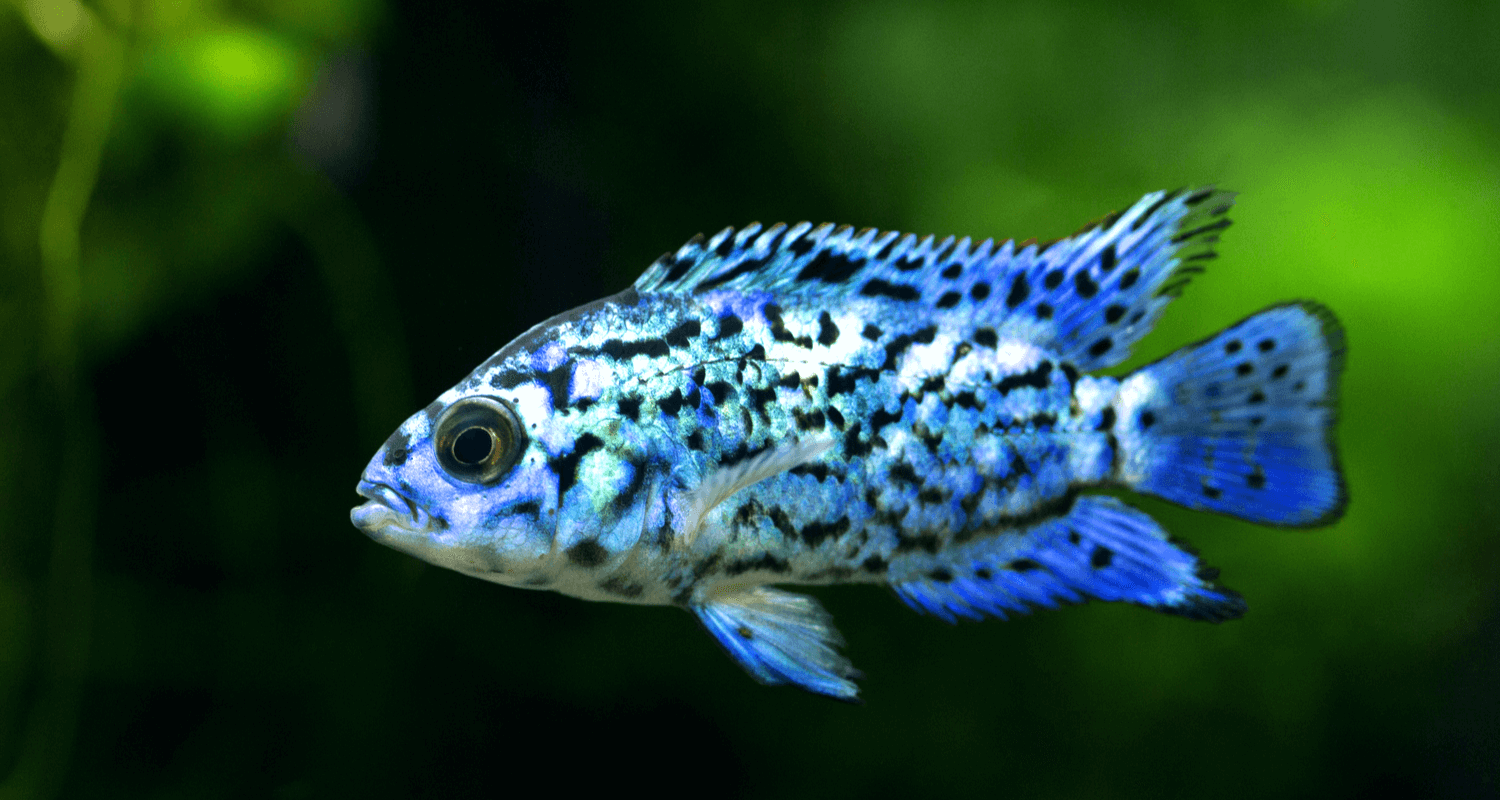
[351,480,436,537]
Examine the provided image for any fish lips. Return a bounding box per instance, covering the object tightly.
[351,480,438,538]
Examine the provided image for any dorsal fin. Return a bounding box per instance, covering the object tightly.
[632,188,1236,371]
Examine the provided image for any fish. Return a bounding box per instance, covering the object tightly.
[350,188,1347,701]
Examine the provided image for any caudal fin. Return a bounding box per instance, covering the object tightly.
[1112,302,1347,527]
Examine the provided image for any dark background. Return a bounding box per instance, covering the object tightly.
[3,0,1498,797]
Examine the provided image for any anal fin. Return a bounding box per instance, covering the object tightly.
[692,586,862,701]
[891,495,1245,624]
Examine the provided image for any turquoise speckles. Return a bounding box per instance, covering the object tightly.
[350,188,1347,701]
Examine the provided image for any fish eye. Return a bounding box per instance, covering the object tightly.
[433,396,525,484]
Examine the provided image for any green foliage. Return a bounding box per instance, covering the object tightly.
[1,0,1496,797]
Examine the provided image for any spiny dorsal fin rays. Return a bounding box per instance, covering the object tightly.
[678,437,836,549]
[631,188,1235,373]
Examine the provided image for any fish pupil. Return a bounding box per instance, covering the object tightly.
[453,426,495,465]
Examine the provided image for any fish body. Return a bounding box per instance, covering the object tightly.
[351,188,1347,700]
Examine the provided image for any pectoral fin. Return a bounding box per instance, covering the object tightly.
[678,437,834,547]
[692,585,862,701]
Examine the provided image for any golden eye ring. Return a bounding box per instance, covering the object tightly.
[433,396,525,484]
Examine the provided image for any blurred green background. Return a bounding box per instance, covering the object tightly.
[2,0,1497,797]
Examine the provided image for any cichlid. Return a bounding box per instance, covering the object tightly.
[351,188,1346,700]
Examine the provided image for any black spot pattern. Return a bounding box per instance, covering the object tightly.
[1006,274,1029,308]
[817,312,840,345]
[860,279,921,301]
[566,540,607,568]
[549,433,604,500]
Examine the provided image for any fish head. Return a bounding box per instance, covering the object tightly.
[350,388,561,584]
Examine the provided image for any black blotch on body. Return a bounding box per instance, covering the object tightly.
[686,430,705,451]
[665,319,702,348]
[609,461,649,516]
[768,508,798,539]
[928,567,954,583]
[1105,304,1126,324]
[788,463,830,482]
[1044,269,1064,289]
[1236,363,1253,376]
[1248,390,1266,404]
[598,576,644,598]
[862,555,888,573]
[1272,364,1289,379]
[889,462,920,485]
[658,389,686,417]
[1225,340,1242,354]
[974,328,998,348]
[566,540,608,568]
[1035,303,1053,319]
[800,516,850,547]
[793,408,826,431]
[1009,558,1040,572]
[997,361,1053,395]
[707,381,734,404]
[1119,268,1140,290]
[1258,338,1276,352]
[726,553,791,576]
[1090,545,1113,569]
[862,323,883,340]
[1202,484,1222,499]
[1096,407,1116,431]
[716,314,743,338]
[970,282,990,300]
[549,433,604,500]
[861,279,921,301]
[1248,466,1266,489]
[748,386,777,413]
[539,363,572,411]
[941,263,962,279]
[936,291,961,309]
[817,311,840,345]
[594,338,670,361]
[826,406,846,428]
[764,303,814,348]
[870,406,903,434]
[1140,410,1156,429]
[1088,338,1112,358]
[843,424,872,458]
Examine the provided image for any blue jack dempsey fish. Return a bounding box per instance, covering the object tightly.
[351,188,1347,700]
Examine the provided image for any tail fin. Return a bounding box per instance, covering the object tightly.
[1112,302,1347,527]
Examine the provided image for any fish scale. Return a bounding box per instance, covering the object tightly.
[351,187,1347,700]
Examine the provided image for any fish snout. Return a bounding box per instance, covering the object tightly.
[351,479,435,536]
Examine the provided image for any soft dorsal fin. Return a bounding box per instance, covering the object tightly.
[633,188,1235,372]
